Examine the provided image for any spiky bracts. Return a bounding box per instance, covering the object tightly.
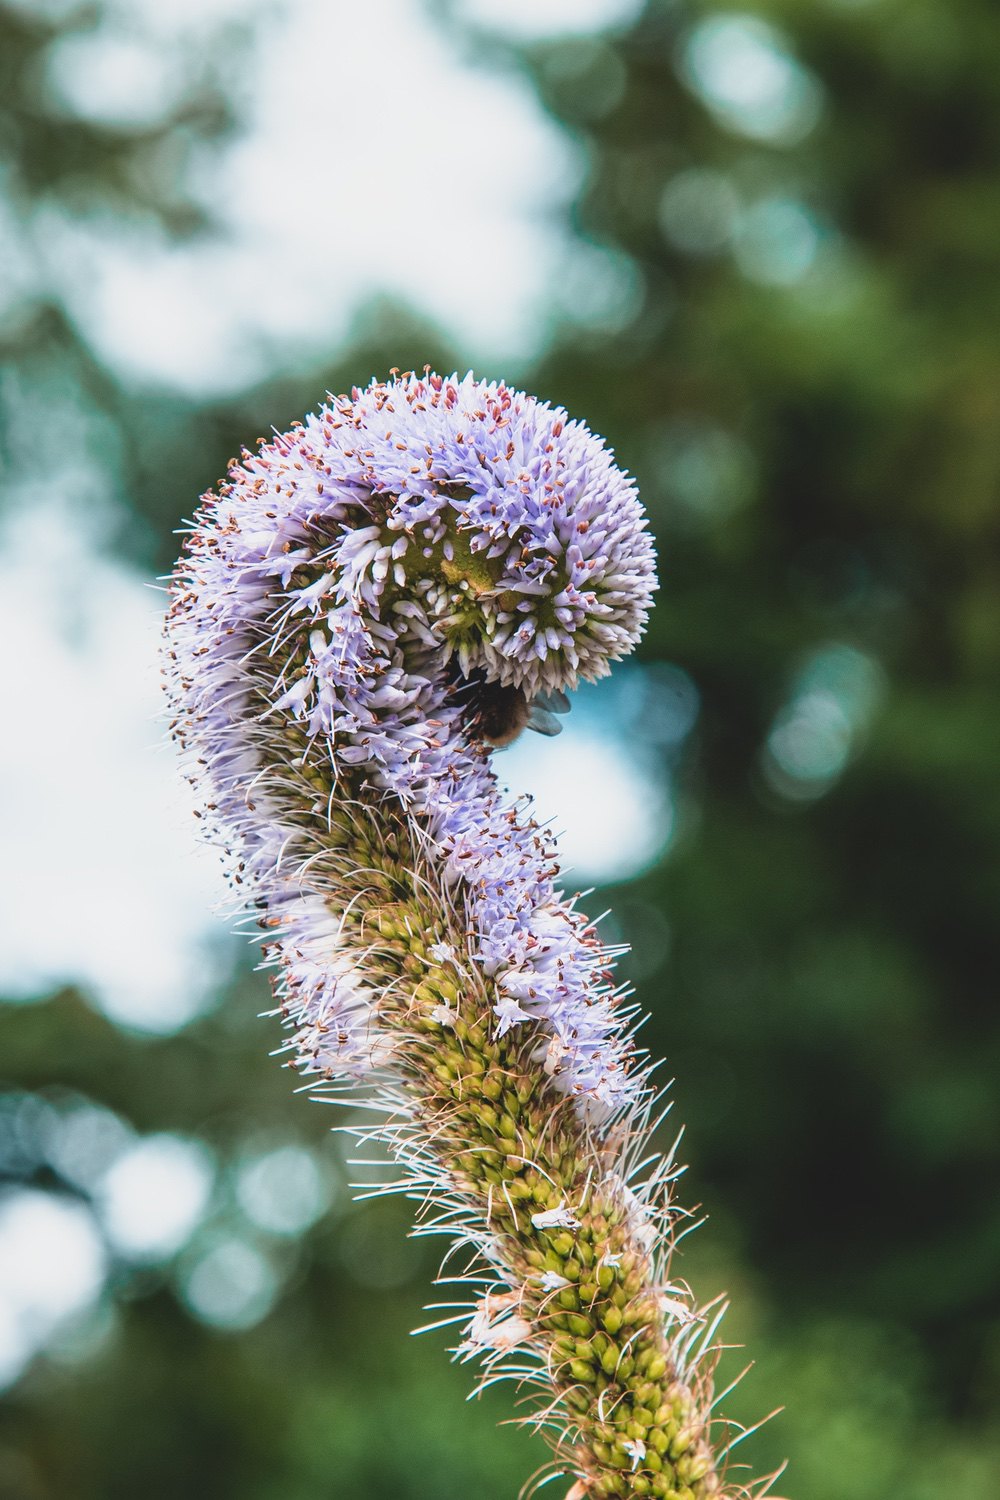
[164,372,768,1498]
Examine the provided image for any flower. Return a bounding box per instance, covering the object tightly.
[460,1294,534,1358]
[530,1203,581,1231]
[165,370,655,1105]
[164,371,759,1500]
[623,1439,647,1471]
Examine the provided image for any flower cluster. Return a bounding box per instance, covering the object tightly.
[164,372,771,1498]
[166,371,654,1100]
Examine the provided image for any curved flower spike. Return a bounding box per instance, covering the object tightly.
[164,371,772,1499]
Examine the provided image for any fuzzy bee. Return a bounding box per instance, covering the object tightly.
[458,670,571,748]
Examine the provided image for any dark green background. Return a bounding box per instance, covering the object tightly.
[2,2,998,1496]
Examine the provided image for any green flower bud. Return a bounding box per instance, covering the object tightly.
[602,1304,624,1335]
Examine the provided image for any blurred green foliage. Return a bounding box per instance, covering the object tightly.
[2,1,999,1497]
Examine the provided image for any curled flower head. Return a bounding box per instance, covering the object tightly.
[166,371,655,1105]
[164,372,767,1500]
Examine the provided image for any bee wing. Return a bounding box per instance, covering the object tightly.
[526,704,564,737]
[533,688,571,716]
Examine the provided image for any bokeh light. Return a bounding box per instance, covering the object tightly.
[98,1134,214,1262]
[679,14,823,145]
[0,1191,106,1390]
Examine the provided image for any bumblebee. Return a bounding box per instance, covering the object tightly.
[458,670,571,749]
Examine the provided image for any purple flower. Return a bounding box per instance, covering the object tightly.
[163,373,755,1498]
[164,371,656,1107]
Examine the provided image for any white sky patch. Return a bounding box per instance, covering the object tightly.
[0,1191,106,1391]
[42,30,184,129]
[0,505,235,1031]
[456,0,644,40]
[42,0,579,393]
[499,705,673,885]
